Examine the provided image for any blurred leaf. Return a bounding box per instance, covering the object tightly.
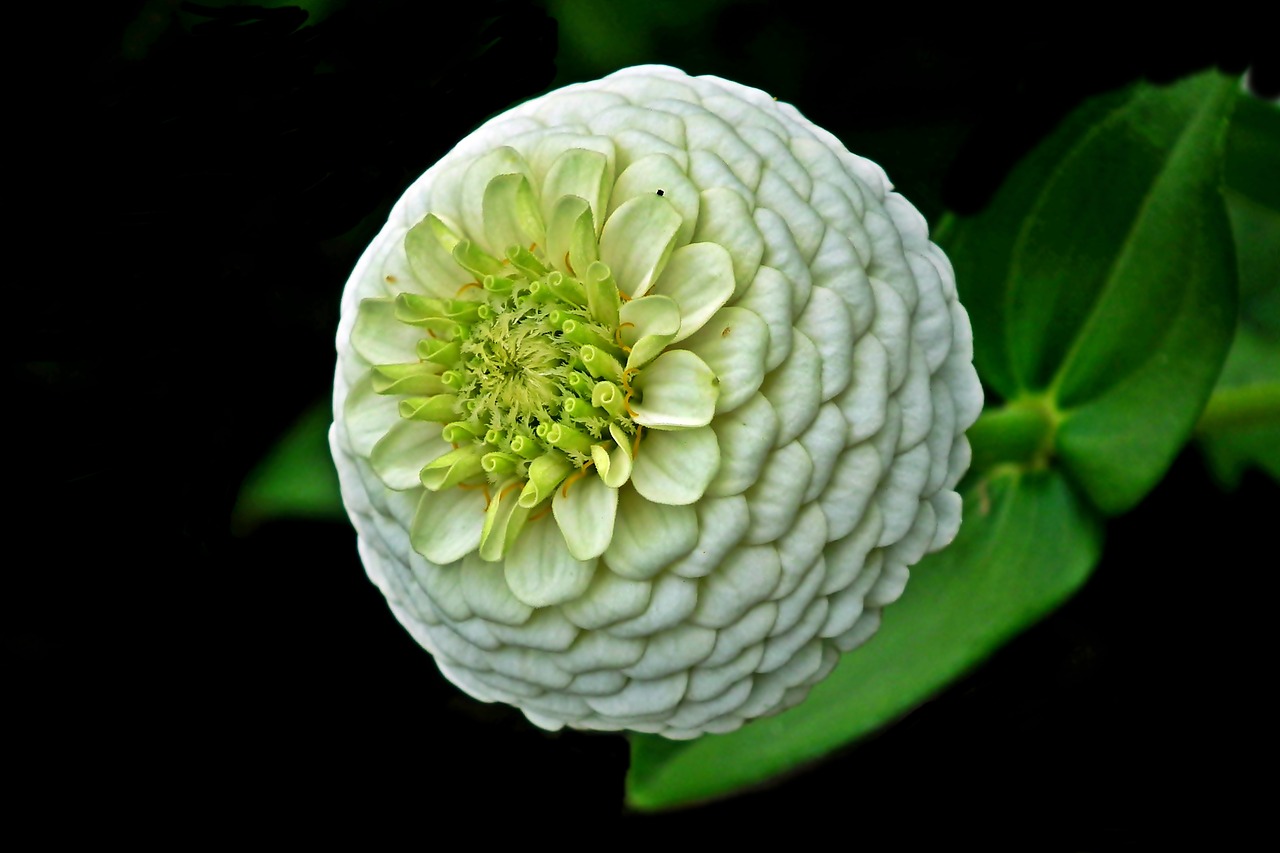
[1199,326,1280,486]
[628,470,1102,810]
[1198,92,1280,487]
[943,71,1239,514]
[234,401,343,530]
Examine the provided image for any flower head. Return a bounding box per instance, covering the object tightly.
[331,66,982,738]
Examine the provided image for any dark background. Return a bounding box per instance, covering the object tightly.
[10,1,1275,841]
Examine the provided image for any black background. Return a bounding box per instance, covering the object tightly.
[10,1,1275,842]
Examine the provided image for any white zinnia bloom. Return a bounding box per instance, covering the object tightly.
[331,65,982,738]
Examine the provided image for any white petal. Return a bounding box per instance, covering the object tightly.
[690,545,782,629]
[552,474,618,561]
[759,328,822,446]
[604,488,697,580]
[503,516,598,607]
[584,671,688,718]
[608,153,700,246]
[560,568,652,630]
[631,425,720,505]
[411,486,485,565]
[668,495,751,579]
[794,285,855,401]
[649,242,736,344]
[896,342,934,452]
[679,306,769,415]
[743,440,813,545]
[459,552,533,626]
[874,442,931,547]
[342,373,402,457]
[707,392,779,498]
[370,419,448,491]
[798,403,849,502]
[836,333,889,445]
[619,293,680,371]
[731,265,793,371]
[351,298,422,366]
[607,572,699,638]
[817,442,883,541]
[598,194,683,297]
[630,350,719,430]
[691,187,763,298]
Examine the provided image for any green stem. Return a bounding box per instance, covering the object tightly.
[1195,383,1280,435]
[967,396,1060,473]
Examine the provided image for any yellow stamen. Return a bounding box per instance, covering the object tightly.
[560,461,596,498]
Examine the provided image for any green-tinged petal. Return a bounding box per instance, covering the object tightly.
[451,239,507,280]
[410,485,485,565]
[581,345,625,383]
[547,195,599,277]
[479,480,533,562]
[483,172,545,255]
[584,262,622,329]
[518,450,575,507]
[599,194,684,298]
[504,516,599,608]
[371,362,450,396]
[631,350,719,430]
[542,148,613,238]
[680,306,769,414]
[592,382,628,422]
[650,242,736,344]
[631,426,720,505]
[604,488,698,580]
[608,153,701,246]
[419,444,486,491]
[370,420,449,491]
[459,146,534,253]
[620,294,681,371]
[595,423,634,488]
[553,473,619,560]
[404,215,473,297]
[352,298,422,366]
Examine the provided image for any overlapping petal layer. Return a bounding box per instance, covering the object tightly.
[332,65,982,738]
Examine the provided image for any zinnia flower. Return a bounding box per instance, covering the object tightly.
[331,65,982,738]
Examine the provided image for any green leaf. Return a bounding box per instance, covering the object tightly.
[627,470,1102,810]
[1197,99,1280,488]
[1198,327,1280,486]
[943,71,1239,514]
[233,401,344,531]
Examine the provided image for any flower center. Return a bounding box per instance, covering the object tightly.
[368,220,643,556]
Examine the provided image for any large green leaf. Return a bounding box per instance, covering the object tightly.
[943,72,1239,515]
[627,469,1102,810]
[233,401,344,531]
[1198,167,1280,485]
